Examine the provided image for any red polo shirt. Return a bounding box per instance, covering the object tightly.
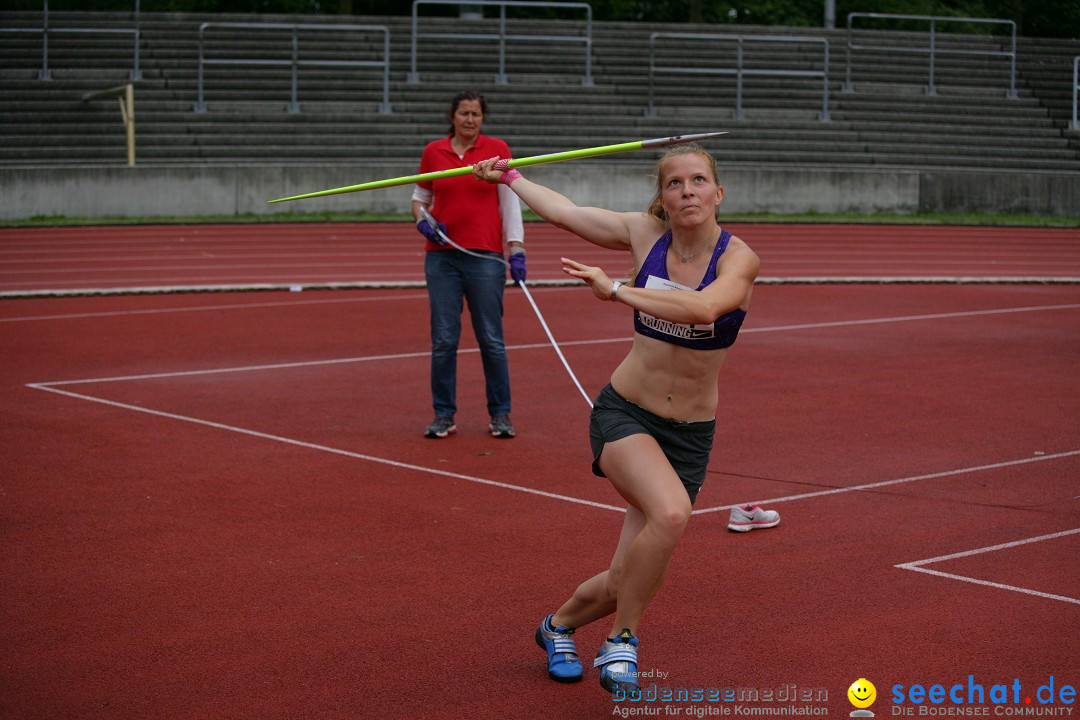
[417,133,512,253]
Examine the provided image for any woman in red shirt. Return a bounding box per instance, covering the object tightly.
[411,90,525,440]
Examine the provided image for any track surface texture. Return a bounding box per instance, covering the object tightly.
[1,222,1078,719]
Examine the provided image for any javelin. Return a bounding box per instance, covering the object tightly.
[267,131,728,203]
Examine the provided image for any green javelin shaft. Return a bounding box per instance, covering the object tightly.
[267,131,728,203]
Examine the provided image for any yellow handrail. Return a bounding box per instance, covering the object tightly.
[81,83,135,166]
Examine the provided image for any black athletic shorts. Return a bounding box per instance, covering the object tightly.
[588,383,716,504]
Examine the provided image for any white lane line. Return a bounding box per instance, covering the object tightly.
[738,303,1080,334]
[895,528,1080,605]
[22,303,1080,386]
[29,339,588,387]
[26,383,627,514]
[690,450,1080,516]
[0,292,432,323]
[23,377,1080,525]
[20,300,1080,520]
[4,289,1076,326]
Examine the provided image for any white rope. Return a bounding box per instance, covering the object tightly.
[421,207,594,408]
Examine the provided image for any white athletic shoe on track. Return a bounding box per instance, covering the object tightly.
[727,504,781,532]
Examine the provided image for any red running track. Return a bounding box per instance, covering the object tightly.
[0,222,1077,295]
[0,224,1078,719]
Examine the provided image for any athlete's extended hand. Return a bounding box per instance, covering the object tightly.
[472,156,505,184]
[561,257,615,301]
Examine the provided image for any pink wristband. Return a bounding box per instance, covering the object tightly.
[500,169,523,186]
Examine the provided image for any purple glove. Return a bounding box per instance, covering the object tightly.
[417,219,448,246]
[508,251,527,285]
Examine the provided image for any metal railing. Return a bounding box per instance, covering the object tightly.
[194,22,392,114]
[646,33,831,121]
[1072,56,1080,131]
[408,0,593,86]
[843,12,1017,98]
[0,0,142,81]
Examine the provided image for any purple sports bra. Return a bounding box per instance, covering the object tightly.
[632,229,746,350]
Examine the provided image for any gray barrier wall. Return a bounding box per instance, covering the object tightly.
[1,163,1077,220]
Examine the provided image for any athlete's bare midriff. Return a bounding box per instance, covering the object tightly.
[609,334,728,422]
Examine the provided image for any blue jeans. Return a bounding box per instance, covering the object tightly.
[425,248,511,418]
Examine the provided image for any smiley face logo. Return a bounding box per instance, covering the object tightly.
[848,679,877,709]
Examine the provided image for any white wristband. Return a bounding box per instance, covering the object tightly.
[610,280,623,301]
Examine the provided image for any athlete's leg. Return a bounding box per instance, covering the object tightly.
[551,433,690,636]
[551,504,644,630]
[599,433,691,637]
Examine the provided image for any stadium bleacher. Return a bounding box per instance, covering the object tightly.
[1,10,1078,218]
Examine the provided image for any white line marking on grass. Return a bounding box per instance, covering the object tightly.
[895,528,1080,605]
[26,383,626,514]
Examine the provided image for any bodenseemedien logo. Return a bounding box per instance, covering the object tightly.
[849,678,878,718]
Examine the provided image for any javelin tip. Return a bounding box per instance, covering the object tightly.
[642,131,729,149]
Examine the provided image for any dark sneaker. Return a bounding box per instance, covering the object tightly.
[489,414,515,438]
[424,416,456,439]
[535,614,583,683]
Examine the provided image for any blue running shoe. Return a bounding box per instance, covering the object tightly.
[535,614,583,683]
[594,629,639,698]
